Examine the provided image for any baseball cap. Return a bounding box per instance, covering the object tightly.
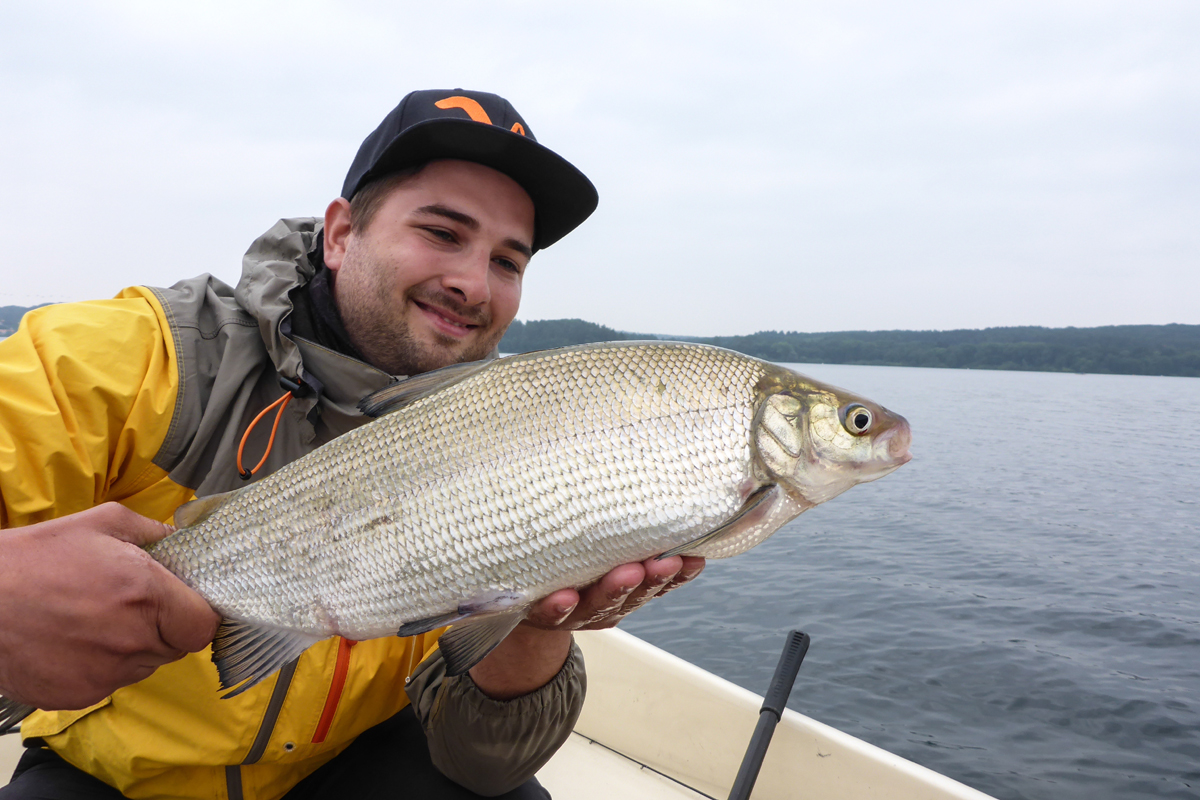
[342,89,598,251]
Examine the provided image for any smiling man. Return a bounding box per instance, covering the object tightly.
[326,160,534,376]
[0,90,704,800]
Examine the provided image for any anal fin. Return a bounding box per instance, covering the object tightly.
[438,610,528,676]
[211,619,322,698]
[657,484,780,559]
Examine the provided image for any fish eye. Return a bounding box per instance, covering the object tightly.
[842,405,873,435]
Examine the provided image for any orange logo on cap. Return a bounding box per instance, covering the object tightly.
[435,96,493,124]
[435,96,527,137]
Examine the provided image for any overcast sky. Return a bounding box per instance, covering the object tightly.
[2,1,1196,335]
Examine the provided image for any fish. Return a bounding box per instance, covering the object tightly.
[0,341,910,733]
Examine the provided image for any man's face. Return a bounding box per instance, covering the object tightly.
[326,159,535,376]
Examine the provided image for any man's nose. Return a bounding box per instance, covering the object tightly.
[441,251,491,305]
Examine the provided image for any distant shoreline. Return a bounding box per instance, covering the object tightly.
[499,319,1200,379]
[5,305,1197,378]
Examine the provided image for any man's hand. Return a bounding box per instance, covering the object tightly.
[0,503,221,710]
[526,555,706,632]
[468,556,704,700]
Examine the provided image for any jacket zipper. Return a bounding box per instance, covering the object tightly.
[311,637,357,744]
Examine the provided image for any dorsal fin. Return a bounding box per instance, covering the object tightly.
[358,358,494,417]
[173,489,242,528]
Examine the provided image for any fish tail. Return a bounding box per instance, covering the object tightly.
[0,696,36,735]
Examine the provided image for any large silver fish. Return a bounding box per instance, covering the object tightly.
[0,342,910,729]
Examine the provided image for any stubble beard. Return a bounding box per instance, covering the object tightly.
[334,245,505,377]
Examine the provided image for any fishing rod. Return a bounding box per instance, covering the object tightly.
[727,629,811,800]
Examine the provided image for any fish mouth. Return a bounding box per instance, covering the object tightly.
[874,416,913,466]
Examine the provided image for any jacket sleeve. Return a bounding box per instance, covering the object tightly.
[405,640,586,796]
[0,294,179,528]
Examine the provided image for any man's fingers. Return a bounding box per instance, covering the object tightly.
[87,503,218,653]
[91,502,177,547]
[657,556,705,596]
[563,563,641,628]
[618,556,679,610]
[525,589,580,628]
[525,556,707,633]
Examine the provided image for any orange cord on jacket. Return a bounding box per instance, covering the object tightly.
[236,391,293,479]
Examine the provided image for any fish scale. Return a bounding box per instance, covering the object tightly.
[179,352,704,613]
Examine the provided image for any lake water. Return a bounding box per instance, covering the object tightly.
[622,363,1200,800]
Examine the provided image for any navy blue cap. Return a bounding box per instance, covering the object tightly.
[342,89,598,251]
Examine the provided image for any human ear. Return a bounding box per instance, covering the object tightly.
[323,197,353,271]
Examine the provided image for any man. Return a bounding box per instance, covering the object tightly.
[0,90,704,799]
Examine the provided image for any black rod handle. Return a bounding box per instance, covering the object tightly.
[727,630,811,800]
[761,630,810,718]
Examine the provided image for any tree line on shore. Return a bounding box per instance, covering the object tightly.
[5,305,1197,377]
[0,305,49,337]
[500,318,1200,378]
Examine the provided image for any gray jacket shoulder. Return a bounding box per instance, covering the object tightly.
[149,218,392,496]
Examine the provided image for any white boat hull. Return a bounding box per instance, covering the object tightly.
[538,628,997,799]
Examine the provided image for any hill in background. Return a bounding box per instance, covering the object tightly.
[501,319,1200,378]
[4,306,1197,377]
[0,304,51,337]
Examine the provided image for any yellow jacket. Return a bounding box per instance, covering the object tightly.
[0,219,583,799]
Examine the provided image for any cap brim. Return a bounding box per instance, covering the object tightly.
[349,119,598,251]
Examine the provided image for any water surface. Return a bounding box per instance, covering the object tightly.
[623,364,1200,800]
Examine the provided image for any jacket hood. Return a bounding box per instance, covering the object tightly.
[235,217,324,384]
[232,215,501,400]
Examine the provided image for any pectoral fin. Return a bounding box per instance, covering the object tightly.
[0,696,36,735]
[396,611,469,638]
[656,484,780,559]
[395,591,527,638]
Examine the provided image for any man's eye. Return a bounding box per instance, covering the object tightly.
[494,258,522,275]
[426,228,455,242]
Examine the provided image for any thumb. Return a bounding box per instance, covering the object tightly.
[91,502,176,547]
[153,564,222,653]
